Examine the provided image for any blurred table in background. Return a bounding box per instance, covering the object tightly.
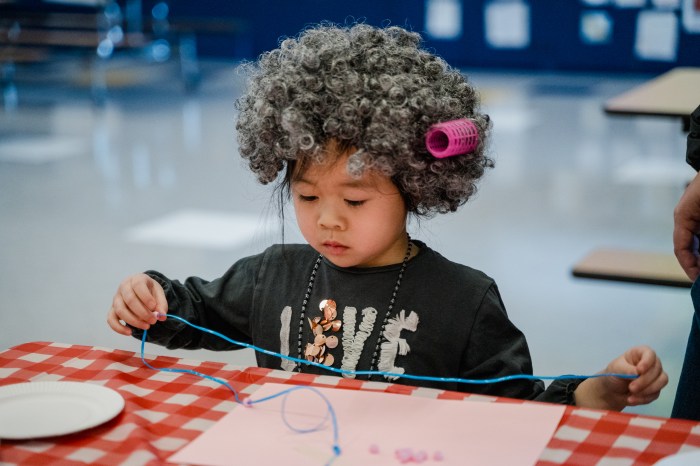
[604,67,700,131]
[572,67,700,288]
[573,248,692,288]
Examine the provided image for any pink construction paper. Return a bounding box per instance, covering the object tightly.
[169,383,565,466]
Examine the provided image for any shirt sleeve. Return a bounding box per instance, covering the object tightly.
[130,252,263,351]
[460,284,581,405]
[687,104,700,172]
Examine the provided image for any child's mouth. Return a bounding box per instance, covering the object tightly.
[322,241,349,254]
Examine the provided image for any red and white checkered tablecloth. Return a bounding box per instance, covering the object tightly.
[1,341,699,465]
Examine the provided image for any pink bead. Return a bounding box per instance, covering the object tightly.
[395,448,413,463]
[369,444,380,454]
[413,450,428,463]
[433,450,444,461]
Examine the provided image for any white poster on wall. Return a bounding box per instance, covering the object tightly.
[580,10,614,44]
[652,0,680,9]
[682,0,700,32]
[614,0,647,7]
[425,0,463,39]
[484,0,530,48]
[634,10,679,60]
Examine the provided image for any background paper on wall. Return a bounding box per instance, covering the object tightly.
[635,10,679,60]
[169,383,566,466]
[615,0,646,7]
[683,0,700,33]
[484,0,531,49]
[425,0,463,39]
[652,0,680,9]
[580,11,614,44]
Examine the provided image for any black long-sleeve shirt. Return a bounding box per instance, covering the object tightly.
[134,241,580,404]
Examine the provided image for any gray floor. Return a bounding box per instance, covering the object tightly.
[0,57,694,419]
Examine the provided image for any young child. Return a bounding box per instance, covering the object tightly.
[108,23,667,410]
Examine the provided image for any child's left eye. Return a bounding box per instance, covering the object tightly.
[345,199,365,207]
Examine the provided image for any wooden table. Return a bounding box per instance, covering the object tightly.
[572,67,700,287]
[604,67,700,131]
[1,341,699,465]
[573,248,692,288]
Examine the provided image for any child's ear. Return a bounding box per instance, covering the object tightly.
[394,184,415,213]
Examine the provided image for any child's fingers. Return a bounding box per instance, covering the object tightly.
[116,291,153,327]
[630,369,668,398]
[629,354,664,392]
[107,306,132,336]
[627,373,668,405]
[107,274,168,337]
[633,346,656,372]
[112,293,152,330]
[624,345,653,371]
[151,280,168,317]
[120,276,158,324]
[131,276,160,319]
[627,391,661,406]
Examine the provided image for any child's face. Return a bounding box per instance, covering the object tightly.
[291,146,409,268]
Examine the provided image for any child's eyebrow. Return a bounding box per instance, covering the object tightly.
[293,177,374,189]
[339,180,374,189]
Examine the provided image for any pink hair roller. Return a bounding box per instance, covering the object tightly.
[425,119,479,158]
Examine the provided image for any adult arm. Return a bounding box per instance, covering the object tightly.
[674,172,700,280]
[675,105,700,280]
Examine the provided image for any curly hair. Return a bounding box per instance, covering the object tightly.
[235,23,493,216]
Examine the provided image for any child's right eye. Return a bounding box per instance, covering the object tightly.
[298,195,318,202]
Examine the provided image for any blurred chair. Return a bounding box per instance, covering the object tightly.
[0,0,242,107]
[1,0,144,105]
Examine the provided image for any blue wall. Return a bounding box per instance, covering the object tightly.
[157,0,700,73]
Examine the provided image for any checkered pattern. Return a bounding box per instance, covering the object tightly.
[1,342,699,465]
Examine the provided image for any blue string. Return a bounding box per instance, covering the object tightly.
[140,318,342,465]
[140,312,638,465]
[140,330,243,403]
[246,385,342,463]
[146,313,638,384]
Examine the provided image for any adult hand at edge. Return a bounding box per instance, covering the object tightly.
[673,171,700,281]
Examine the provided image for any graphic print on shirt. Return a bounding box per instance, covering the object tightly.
[278,303,420,380]
[340,307,377,378]
[377,309,419,380]
[279,306,296,371]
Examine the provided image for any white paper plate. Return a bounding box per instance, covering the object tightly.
[654,449,700,466]
[0,381,125,439]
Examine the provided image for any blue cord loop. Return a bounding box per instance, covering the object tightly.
[145,313,638,384]
[248,385,341,457]
[141,315,343,465]
[140,312,638,465]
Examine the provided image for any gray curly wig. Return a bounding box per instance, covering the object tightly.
[235,23,493,216]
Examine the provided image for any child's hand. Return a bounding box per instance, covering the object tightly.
[575,345,668,411]
[107,273,168,336]
[604,345,668,407]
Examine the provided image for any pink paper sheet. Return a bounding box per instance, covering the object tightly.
[169,383,565,466]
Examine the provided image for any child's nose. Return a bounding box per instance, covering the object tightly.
[317,204,344,230]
